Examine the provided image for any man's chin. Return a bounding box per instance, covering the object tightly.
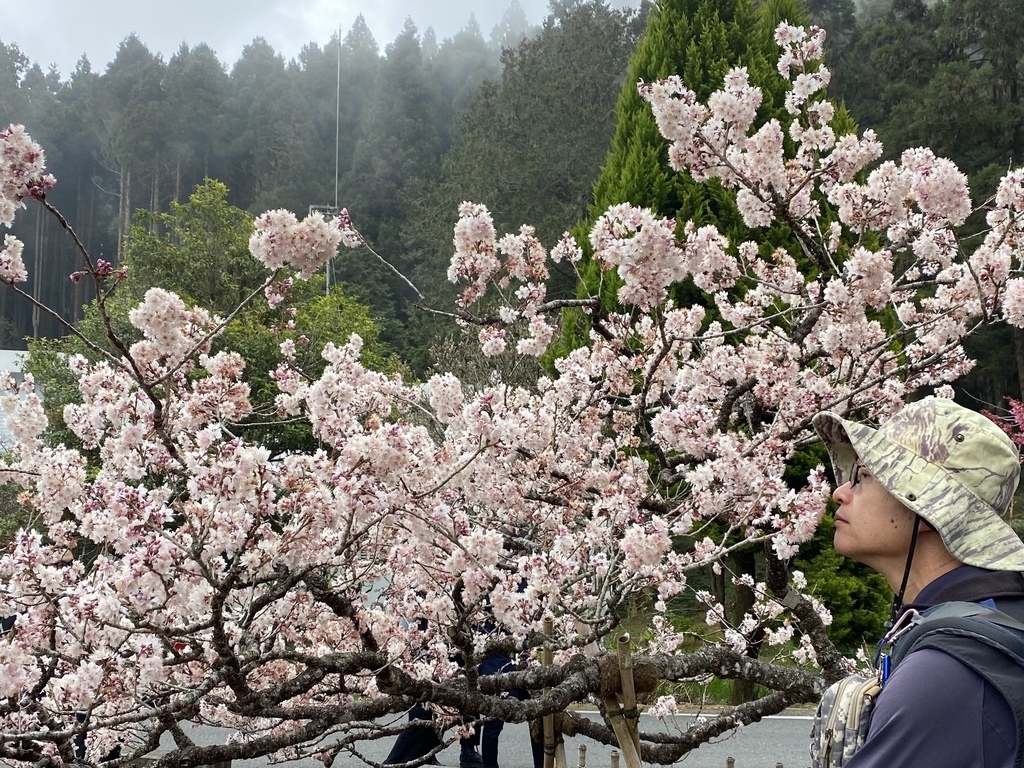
[832,534,854,559]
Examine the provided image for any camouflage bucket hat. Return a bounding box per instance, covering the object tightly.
[812,397,1024,572]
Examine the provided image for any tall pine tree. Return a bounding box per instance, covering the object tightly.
[561,0,817,328]
[559,0,885,702]
[588,0,803,225]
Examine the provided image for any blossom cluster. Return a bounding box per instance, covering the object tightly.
[120,286,220,378]
[448,202,562,356]
[249,208,361,279]
[0,125,55,287]
[0,124,55,228]
[0,234,26,283]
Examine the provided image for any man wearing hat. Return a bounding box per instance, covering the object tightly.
[813,396,1024,767]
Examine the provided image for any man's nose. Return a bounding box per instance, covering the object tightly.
[832,481,851,505]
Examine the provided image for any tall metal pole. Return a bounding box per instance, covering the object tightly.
[334,23,341,212]
[327,24,342,295]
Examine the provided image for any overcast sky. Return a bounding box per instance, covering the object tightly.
[5,0,641,79]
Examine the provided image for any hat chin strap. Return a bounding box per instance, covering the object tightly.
[887,515,922,628]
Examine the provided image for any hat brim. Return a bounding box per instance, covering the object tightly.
[813,411,1024,572]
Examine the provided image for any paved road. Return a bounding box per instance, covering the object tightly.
[145,710,814,768]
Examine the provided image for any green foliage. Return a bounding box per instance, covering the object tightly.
[490,0,535,50]
[127,179,265,308]
[26,180,403,456]
[838,0,1024,184]
[803,0,857,72]
[230,39,323,215]
[0,480,32,547]
[962,326,1019,408]
[0,42,31,125]
[331,20,454,356]
[344,20,445,251]
[93,35,170,177]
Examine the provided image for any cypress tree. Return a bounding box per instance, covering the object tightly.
[552,0,884,703]
[588,0,805,227]
[556,0,815,342]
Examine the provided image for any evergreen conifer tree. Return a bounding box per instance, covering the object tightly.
[561,0,821,331]
[588,0,804,227]
[558,0,866,314]
[555,0,884,703]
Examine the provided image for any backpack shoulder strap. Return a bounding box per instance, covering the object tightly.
[891,601,1024,768]
[927,572,1024,603]
[908,600,1024,634]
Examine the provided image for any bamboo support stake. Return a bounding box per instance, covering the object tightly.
[556,742,567,768]
[602,695,643,768]
[543,618,556,768]
[574,618,601,657]
[616,634,640,755]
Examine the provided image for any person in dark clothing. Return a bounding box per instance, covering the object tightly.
[382,651,544,768]
[813,396,1024,768]
[458,652,544,768]
[381,703,443,766]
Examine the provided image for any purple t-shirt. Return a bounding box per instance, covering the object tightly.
[846,567,1021,768]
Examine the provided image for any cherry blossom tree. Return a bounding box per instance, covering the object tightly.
[984,398,1024,447]
[1,23,1024,768]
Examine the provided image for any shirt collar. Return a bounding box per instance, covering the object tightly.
[908,564,1005,608]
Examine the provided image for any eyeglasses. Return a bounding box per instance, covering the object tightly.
[850,460,865,488]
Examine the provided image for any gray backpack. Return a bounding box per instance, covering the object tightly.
[809,670,881,767]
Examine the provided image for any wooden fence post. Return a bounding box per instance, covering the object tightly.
[600,633,642,768]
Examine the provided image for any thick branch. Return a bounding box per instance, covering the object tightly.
[764,554,847,682]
